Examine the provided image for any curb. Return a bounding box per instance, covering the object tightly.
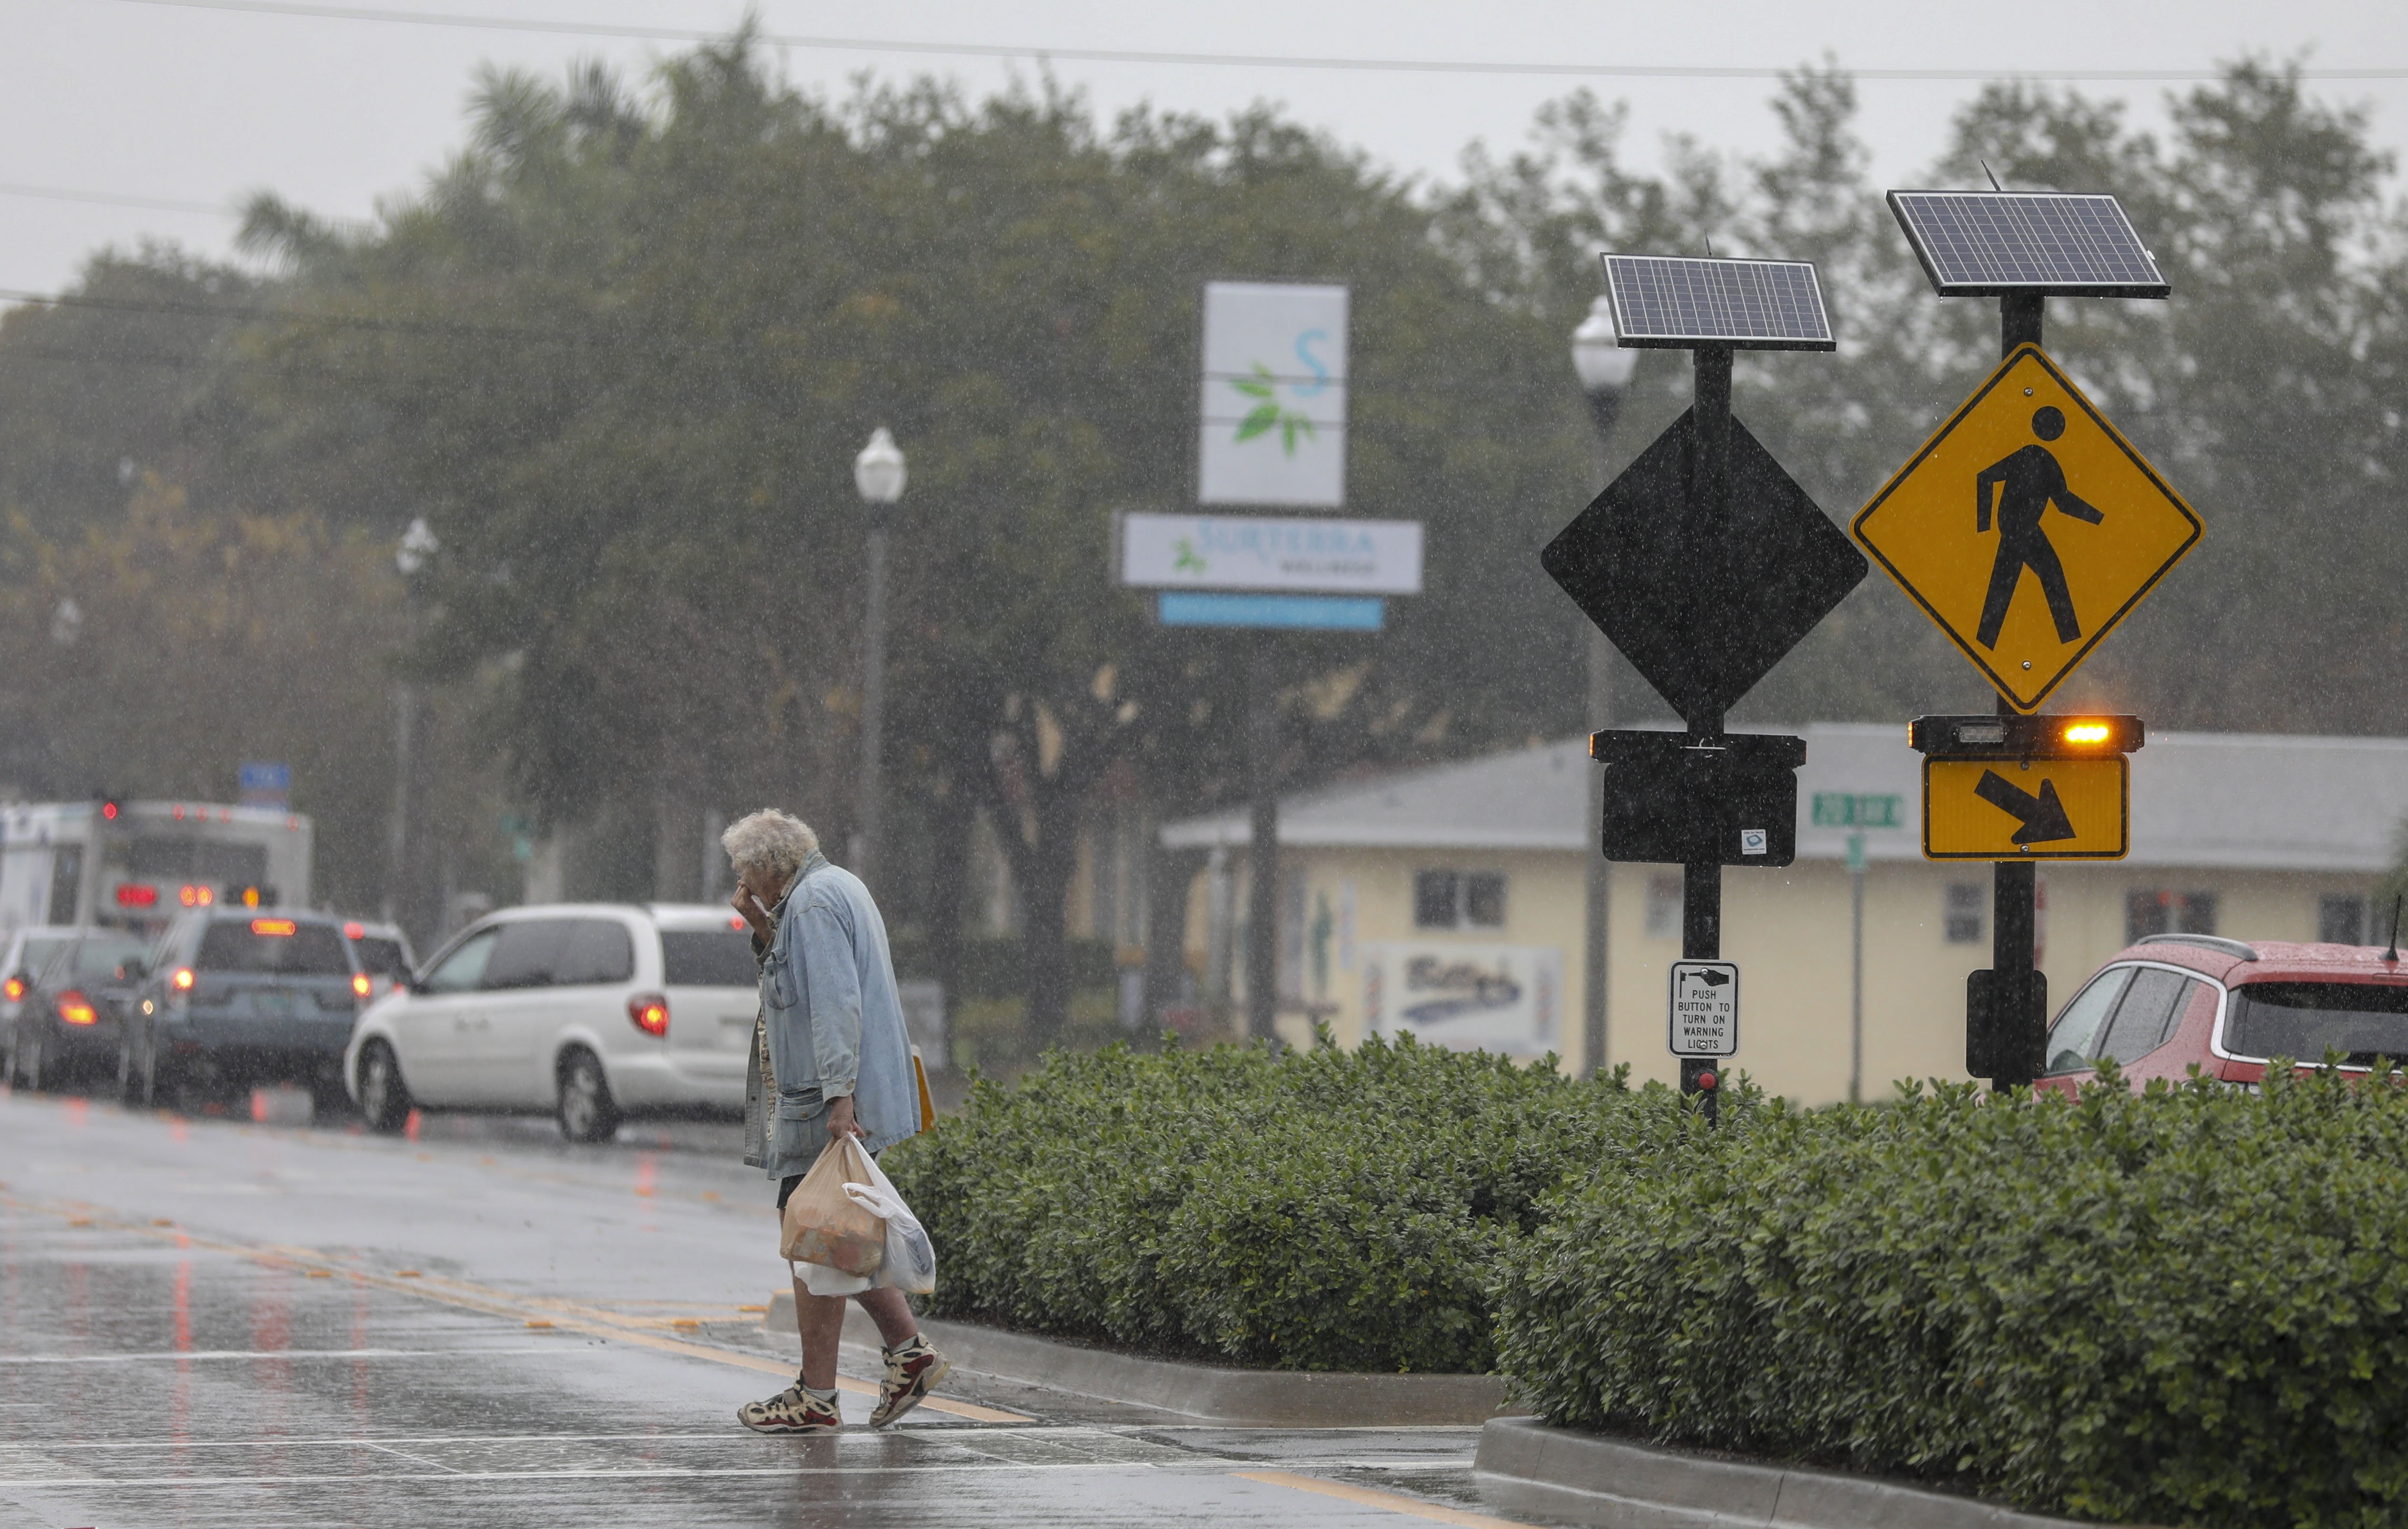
[1474,1416,2093,1529]
[763,1292,1511,1425]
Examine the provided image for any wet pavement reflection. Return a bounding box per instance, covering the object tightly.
[0,1087,1548,1527]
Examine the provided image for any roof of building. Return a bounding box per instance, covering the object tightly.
[1160,724,2408,874]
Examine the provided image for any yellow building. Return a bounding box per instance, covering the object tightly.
[1160,725,2408,1104]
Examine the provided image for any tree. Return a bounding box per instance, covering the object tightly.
[228,40,1605,1037]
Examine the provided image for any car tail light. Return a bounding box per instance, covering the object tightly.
[351,972,373,999]
[179,885,215,907]
[58,990,98,1026]
[171,967,196,993]
[344,921,365,940]
[251,918,297,937]
[3,976,22,1003]
[115,883,160,908]
[627,993,669,1038]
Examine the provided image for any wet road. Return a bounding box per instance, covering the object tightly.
[0,1088,1550,1528]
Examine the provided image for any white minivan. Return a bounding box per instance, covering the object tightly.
[345,903,762,1141]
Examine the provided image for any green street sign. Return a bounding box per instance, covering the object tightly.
[1812,792,1903,829]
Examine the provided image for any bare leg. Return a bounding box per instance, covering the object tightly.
[795,1276,848,1392]
[853,1286,920,1349]
[794,1279,922,1391]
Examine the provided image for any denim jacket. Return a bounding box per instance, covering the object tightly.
[741,851,921,1175]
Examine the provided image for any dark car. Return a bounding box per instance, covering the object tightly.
[2035,933,2408,1095]
[3,929,152,1091]
[120,910,369,1113]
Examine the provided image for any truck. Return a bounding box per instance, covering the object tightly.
[0,800,313,940]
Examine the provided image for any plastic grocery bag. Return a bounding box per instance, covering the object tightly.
[780,1136,887,1277]
[844,1173,938,1295]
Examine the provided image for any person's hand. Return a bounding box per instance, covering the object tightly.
[825,1095,864,1143]
[731,884,775,942]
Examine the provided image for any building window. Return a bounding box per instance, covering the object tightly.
[2321,894,2375,945]
[1944,883,1985,944]
[1413,870,1506,931]
[2127,889,2217,945]
[1644,873,1683,941]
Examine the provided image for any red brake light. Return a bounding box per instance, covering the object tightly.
[627,993,669,1037]
[251,918,297,937]
[101,802,119,821]
[171,968,196,993]
[351,972,373,998]
[344,921,366,940]
[115,883,160,908]
[58,990,98,1026]
[179,885,215,907]
[3,976,23,1002]
[728,915,747,931]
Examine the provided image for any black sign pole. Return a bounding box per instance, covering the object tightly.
[1245,632,1280,1044]
[1679,343,1735,1119]
[1985,293,2047,1092]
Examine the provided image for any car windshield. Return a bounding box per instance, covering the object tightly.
[2225,981,2408,1065]
[55,937,149,983]
[660,929,761,988]
[196,920,353,977]
[12,937,69,979]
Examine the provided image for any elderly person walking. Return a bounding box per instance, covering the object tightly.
[721,808,949,1433]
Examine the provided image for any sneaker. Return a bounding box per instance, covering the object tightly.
[868,1335,951,1429]
[738,1382,842,1434]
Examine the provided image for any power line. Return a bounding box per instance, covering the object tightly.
[0,181,237,216]
[113,0,2408,84]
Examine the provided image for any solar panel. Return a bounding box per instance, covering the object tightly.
[1600,256,1835,351]
[1888,191,2170,298]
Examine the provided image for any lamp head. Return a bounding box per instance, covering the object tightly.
[396,516,439,577]
[853,427,906,505]
[1570,295,1639,394]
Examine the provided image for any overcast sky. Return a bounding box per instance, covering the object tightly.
[2,0,2405,301]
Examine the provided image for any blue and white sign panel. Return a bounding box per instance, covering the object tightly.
[238,761,291,809]
[1198,282,1348,507]
[1120,513,1422,595]
[1157,593,1383,631]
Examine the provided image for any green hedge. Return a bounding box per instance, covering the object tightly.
[882,1035,1632,1373]
[1498,1062,2408,1529]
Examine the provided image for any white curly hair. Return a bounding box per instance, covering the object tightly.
[720,809,819,887]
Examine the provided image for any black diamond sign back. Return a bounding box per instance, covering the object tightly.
[1543,408,1868,722]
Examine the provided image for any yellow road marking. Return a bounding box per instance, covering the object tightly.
[1234,1470,1533,1528]
[1,1192,1027,1425]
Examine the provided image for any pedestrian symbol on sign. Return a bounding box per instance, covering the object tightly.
[1974,406,2105,648]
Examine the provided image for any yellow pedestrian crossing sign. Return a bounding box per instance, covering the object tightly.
[1852,345,2201,712]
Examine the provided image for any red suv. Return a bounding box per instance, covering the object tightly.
[2037,933,2408,1095]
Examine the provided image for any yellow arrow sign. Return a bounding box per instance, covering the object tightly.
[1854,345,2201,712]
[1924,756,2129,860]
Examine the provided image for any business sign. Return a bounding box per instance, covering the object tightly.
[1198,282,1348,507]
[1120,513,1422,594]
[1362,942,1561,1059]
[238,762,291,810]
[1156,594,1383,631]
[1668,960,1739,1057]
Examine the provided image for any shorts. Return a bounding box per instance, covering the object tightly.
[775,1139,877,1212]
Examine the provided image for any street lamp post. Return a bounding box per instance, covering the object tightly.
[1571,294,1640,1082]
[389,517,438,936]
[853,427,906,892]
